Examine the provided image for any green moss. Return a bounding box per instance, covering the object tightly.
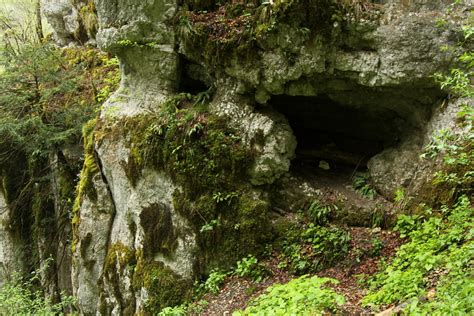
[96,94,272,272]
[104,242,136,274]
[178,0,351,67]
[102,242,137,314]
[133,255,192,314]
[229,194,272,256]
[72,118,99,253]
[79,118,99,201]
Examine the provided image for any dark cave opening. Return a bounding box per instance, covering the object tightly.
[178,57,211,94]
[271,94,408,169]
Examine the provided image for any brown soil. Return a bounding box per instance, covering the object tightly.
[195,227,403,315]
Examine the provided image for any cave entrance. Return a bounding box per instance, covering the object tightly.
[271,94,406,172]
[178,56,211,94]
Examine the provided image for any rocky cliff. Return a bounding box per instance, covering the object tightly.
[43,0,98,46]
[1,0,472,314]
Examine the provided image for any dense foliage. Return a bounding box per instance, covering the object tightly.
[0,43,119,167]
[362,196,473,314]
[362,8,473,313]
[234,275,345,315]
[0,5,119,311]
[0,266,75,314]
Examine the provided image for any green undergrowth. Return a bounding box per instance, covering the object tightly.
[273,202,351,275]
[158,254,267,315]
[362,195,473,314]
[234,254,270,283]
[277,223,351,274]
[158,255,346,316]
[0,262,75,315]
[352,172,377,200]
[234,275,345,315]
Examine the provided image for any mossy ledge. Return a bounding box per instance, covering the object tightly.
[177,0,380,67]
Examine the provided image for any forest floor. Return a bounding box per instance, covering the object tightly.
[192,161,405,315]
[195,228,403,315]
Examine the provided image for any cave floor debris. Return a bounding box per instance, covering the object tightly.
[291,158,395,219]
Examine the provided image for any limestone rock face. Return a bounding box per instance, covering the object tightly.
[37,0,471,314]
[95,0,179,115]
[369,97,472,202]
[210,82,297,185]
[42,0,98,46]
[72,165,114,315]
[42,0,79,46]
[95,137,197,314]
[198,2,455,102]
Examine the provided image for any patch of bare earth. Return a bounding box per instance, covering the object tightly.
[196,228,403,315]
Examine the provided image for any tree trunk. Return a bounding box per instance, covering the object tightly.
[35,0,44,42]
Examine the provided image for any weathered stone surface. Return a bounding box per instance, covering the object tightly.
[72,168,114,315]
[34,0,471,313]
[368,136,425,200]
[368,97,472,202]
[96,137,197,280]
[42,0,79,46]
[94,0,177,50]
[210,80,297,185]
[42,0,97,46]
[406,98,473,205]
[95,0,179,115]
